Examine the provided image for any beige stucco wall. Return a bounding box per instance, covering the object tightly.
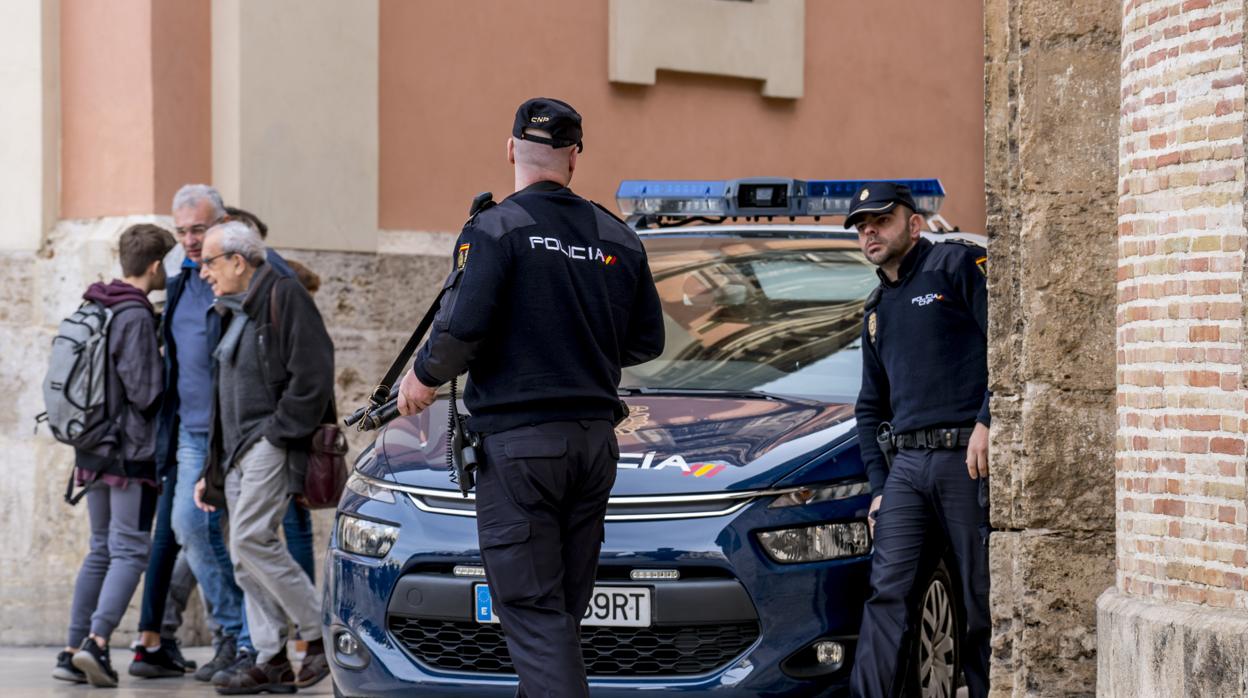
[609,0,805,99]
[213,0,379,252]
[0,0,57,252]
[379,0,987,234]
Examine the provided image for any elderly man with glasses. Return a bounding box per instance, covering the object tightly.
[194,221,334,693]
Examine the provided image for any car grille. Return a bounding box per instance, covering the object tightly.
[388,617,760,676]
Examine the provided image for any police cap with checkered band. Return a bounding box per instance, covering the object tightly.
[844,181,921,228]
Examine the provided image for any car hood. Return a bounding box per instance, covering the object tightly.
[365,395,857,495]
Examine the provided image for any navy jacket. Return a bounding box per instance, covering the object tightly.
[413,181,665,434]
[855,238,989,496]
[154,249,294,479]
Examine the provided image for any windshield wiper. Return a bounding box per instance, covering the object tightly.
[618,386,792,401]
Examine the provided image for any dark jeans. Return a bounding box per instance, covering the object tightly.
[139,474,180,635]
[851,447,991,698]
[476,420,618,698]
[283,500,315,582]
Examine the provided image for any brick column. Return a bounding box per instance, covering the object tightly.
[1098,1,1248,695]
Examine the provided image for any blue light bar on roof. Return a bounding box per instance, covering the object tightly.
[615,180,731,217]
[806,179,945,216]
[615,177,946,222]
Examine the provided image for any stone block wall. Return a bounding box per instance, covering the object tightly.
[984,0,1121,694]
[1099,1,1248,695]
[0,218,447,646]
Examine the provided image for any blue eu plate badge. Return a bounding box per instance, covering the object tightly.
[475,584,495,623]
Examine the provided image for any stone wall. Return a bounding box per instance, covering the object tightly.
[0,217,447,645]
[983,1,1121,694]
[1098,1,1248,695]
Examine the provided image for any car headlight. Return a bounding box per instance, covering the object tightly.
[338,515,399,558]
[345,471,396,503]
[769,480,871,508]
[756,522,870,563]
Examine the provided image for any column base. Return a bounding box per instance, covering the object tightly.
[1097,587,1248,697]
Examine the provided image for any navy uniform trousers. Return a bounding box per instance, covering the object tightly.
[851,446,991,698]
[476,419,619,698]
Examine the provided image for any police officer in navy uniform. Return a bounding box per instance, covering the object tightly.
[847,183,991,698]
[397,97,665,697]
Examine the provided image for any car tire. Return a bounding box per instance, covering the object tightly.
[906,561,961,698]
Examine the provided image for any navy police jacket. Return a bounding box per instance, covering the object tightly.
[855,237,990,497]
[412,180,665,434]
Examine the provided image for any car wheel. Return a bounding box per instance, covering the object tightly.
[913,562,960,698]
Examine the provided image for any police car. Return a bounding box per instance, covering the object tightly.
[325,178,978,697]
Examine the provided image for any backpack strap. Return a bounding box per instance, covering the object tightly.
[64,463,102,505]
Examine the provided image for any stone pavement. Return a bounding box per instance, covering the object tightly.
[0,646,333,697]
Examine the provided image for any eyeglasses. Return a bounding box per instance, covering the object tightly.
[175,216,224,238]
[200,251,238,268]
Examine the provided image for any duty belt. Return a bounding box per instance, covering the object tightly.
[893,426,975,450]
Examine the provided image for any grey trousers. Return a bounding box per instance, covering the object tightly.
[224,439,321,664]
[68,481,157,646]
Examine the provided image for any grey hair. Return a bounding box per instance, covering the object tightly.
[208,221,266,266]
[172,183,226,219]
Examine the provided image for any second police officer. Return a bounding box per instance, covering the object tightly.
[397,97,665,697]
[846,183,992,698]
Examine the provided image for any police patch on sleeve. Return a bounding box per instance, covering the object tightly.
[975,256,987,277]
[868,311,878,344]
[456,243,471,270]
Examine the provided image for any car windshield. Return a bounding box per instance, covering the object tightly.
[621,234,876,403]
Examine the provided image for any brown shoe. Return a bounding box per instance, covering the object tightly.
[214,657,296,695]
[296,647,330,688]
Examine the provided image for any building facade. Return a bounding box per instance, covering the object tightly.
[0,0,985,647]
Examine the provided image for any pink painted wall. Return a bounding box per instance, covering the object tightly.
[60,0,210,218]
[379,0,986,233]
[61,0,156,217]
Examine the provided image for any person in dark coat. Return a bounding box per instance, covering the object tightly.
[193,221,335,693]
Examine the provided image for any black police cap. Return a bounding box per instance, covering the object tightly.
[513,97,584,153]
[844,182,921,228]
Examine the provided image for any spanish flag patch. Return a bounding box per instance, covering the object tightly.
[456,243,471,270]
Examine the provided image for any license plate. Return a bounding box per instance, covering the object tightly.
[474,584,652,627]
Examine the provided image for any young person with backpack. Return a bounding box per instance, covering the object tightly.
[50,224,176,687]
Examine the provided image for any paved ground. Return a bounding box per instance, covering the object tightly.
[0,646,333,697]
[2,645,971,696]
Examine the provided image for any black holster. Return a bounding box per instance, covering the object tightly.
[450,412,481,498]
[876,422,897,471]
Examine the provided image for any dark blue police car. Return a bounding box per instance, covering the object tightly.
[324,178,969,697]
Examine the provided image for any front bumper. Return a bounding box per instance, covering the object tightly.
[325,485,869,697]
